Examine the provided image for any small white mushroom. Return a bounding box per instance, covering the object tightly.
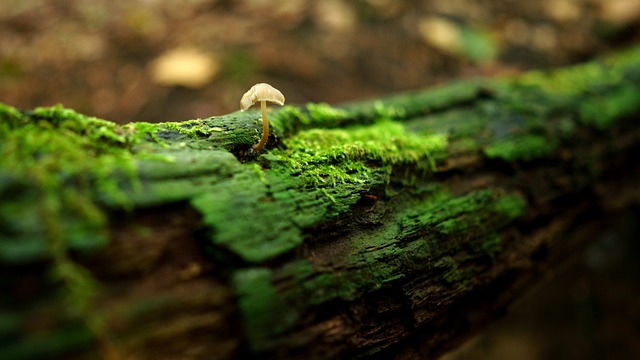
[240,83,285,151]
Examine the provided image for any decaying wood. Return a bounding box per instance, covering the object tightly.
[1,48,640,360]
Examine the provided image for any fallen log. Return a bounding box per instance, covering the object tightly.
[1,47,640,359]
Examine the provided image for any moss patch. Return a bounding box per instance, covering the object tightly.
[232,187,529,348]
[191,171,306,263]
[493,193,527,220]
[517,47,640,130]
[0,104,142,261]
[484,135,557,162]
[269,120,447,185]
[0,104,158,358]
[579,84,640,129]
[434,256,463,284]
[400,188,527,259]
[232,268,277,347]
[190,120,448,264]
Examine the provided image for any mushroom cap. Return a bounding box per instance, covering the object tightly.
[240,83,285,111]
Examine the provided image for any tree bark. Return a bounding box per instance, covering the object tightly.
[1,48,640,360]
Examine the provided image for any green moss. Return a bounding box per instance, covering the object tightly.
[306,103,350,126]
[270,102,381,140]
[519,61,611,97]
[233,260,370,349]
[403,190,483,236]
[129,150,243,207]
[0,104,154,357]
[224,181,529,349]
[0,103,22,122]
[234,188,529,348]
[434,256,462,284]
[272,102,373,136]
[191,119,449,264]
[516,47,640,131]
[579,85,640,129]
[345,79,487,121]
[129,121,166,146]
[372,101,407,120]
[478,233,502,257]
[192,119,446,264]
[492,193,527,220]
[516,47,640,97]
[268,120,447,185]
[255,256,402,344]
[191,171,302,263]
[284,262,368,305]
[270,80,489,141]
[0,104,141,261]
[191,164,384,263]
[401,189,526,246]
[484,135,556,162]
[232,268,277,347]
[161,118,212,138]
[159,111,261,150]
[435,192,493,235]
[269,105,310,136]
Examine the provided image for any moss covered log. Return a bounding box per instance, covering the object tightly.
[2,47,640,359]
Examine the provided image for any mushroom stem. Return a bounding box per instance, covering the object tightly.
[240,83,284,151]
[252,100,269,151]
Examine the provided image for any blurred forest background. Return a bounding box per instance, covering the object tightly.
[1,0,640,359]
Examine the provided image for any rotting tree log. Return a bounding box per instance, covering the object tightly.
[2,48,640,360]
